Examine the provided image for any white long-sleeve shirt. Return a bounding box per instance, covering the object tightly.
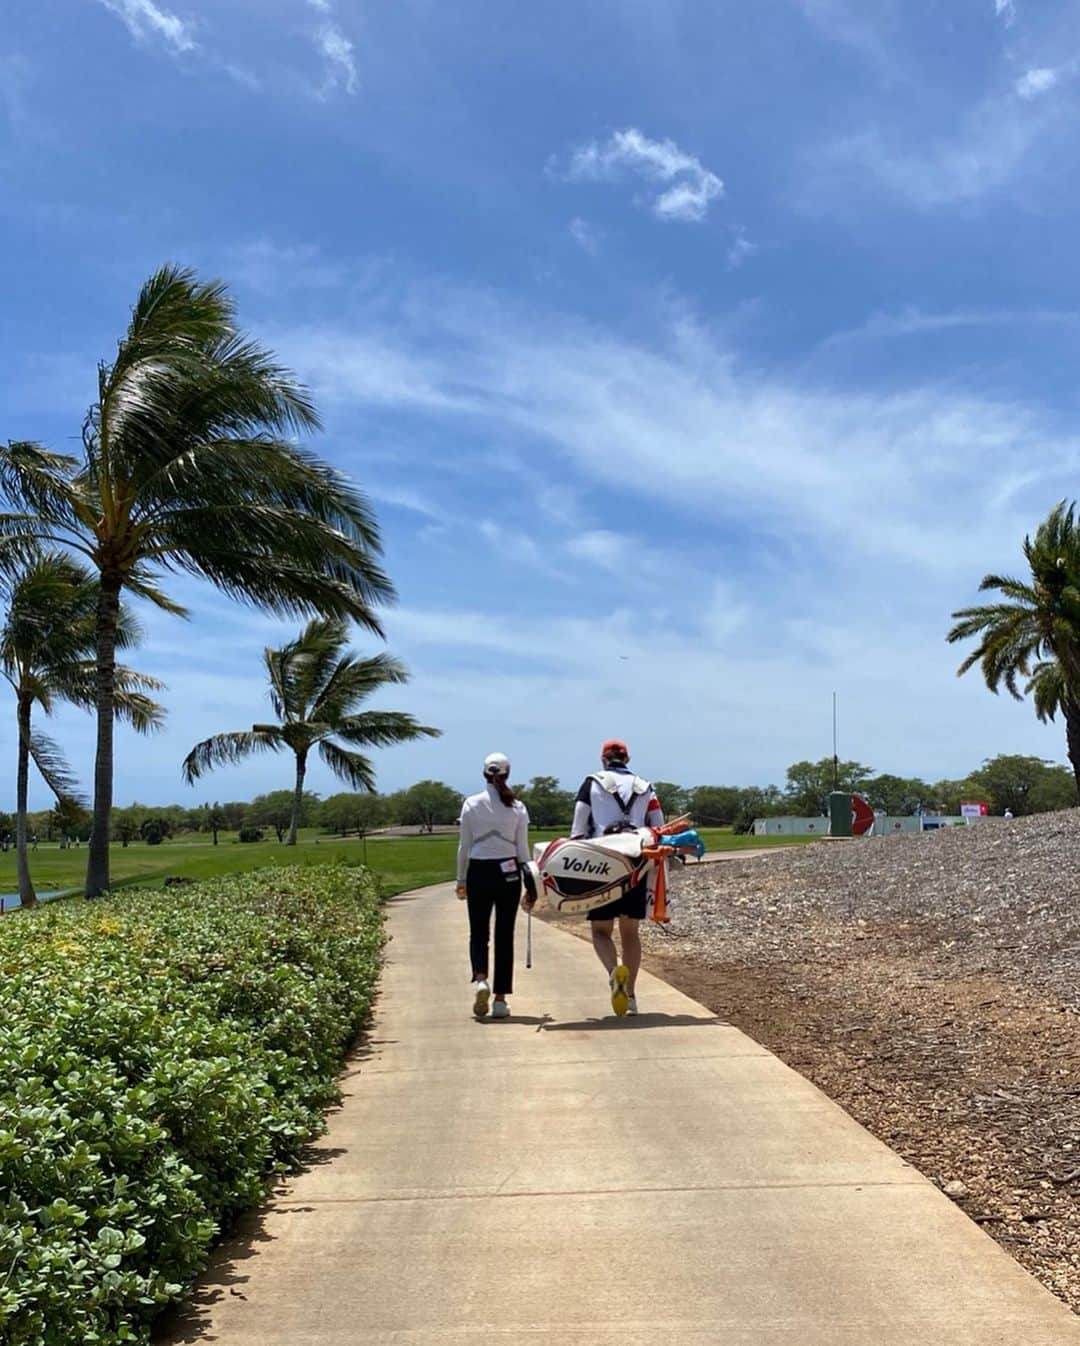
[456,784,531,882]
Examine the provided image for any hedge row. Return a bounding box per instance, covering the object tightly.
[0,865,385,1346]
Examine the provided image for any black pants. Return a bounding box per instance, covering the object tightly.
[467,858,521,996]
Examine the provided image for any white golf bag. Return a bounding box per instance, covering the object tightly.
[523,828,658,915]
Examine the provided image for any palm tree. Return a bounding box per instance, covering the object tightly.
[183,618,439,844]
[948,500,1080,796]
[0,552,164,906]
[0,265,393,896]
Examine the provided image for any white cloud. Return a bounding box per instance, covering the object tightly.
[727,231,758,270]
[564,128,723,223]
[566,530,636,572]
[255,277,1080,787]
[1017,67,1058,99]
[793,0,903,79]
[809,89,1062,210]
[97,0,195,54]
[276,284,1080,580]
[315,21,358,95]
[995,0,1017,26]
[820,305,1080,350]
[366,485,446,522]
[569,217,600,255]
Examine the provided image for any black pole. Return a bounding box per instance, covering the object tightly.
[832,692,839,791]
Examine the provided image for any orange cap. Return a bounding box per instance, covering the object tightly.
[601,739,629,760]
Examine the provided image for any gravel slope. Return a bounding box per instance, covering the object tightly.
[637,812,1080,1312]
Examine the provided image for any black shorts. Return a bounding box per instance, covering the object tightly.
[586,880,647,922]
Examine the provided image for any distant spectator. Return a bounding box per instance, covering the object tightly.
[1003,808,1014,820]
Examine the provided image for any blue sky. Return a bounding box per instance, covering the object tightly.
[4,0,1080,809]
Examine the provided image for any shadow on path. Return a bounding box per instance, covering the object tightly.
[543,1012,723,1032]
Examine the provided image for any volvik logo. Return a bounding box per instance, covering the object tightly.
[559,856,611,876]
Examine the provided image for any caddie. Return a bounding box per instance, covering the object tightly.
[570,739,664,1015]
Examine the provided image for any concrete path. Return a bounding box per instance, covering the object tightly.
[163,883,1080,1345]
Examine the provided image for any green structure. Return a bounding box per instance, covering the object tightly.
[828,791,853,837]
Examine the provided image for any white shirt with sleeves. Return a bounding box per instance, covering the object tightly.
[456,783,531,883]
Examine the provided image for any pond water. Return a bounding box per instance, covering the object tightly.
[0,890,65,913]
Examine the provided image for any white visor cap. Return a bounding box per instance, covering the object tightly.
[483,752,511,777]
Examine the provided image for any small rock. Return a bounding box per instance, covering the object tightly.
[944,1180,969,1199]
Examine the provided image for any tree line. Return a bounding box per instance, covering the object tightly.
[14,750,1071,851]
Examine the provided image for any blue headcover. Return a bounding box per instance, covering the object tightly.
[666,829,705,859]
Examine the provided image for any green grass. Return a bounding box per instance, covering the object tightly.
[0,825,819,905]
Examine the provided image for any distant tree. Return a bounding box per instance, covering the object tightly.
[401,780,462,832]
[652,782,688,819]
[320,791,385,836]
[379,789,408,826]
[51,798,90,845]
[949,501,1080,796]
[967,754,1077,817]
[686,786,743,827]
[140,816,173,846]
[184,618,438,845]
[220,801,248,832]
[730,785,784,835]
[515,776,574,828]
[783,758,873,816]
[26,809,50,842]
[247,789,319,844]
[201,802,227,845]
[862,774,932,816]
[113,814,140,848]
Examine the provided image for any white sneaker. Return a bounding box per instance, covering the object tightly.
[626,996,638,1016]
[492,1000,510,1020]
[473,981,491,1017]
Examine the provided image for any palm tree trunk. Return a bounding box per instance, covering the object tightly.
[1067,699,1080,803]
[86,573,121,898]
[15,693,37,909]
[288,751,307,846]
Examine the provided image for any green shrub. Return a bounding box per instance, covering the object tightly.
[237,826,264,843]
[0,865,384,1345]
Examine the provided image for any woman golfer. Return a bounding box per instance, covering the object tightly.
[456,752,531,1019]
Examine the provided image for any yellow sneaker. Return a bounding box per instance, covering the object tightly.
[473,980,490,1018]
[609,964,630,1017]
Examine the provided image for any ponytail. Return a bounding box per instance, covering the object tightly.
[485,770,515,808]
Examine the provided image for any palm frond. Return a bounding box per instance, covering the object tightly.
[310,651,409,723]
[158,542,391,629]
[951,502,1080,716]
[0,442,81,526]
[287,618,350,713]
[122,564,190,616]
[114,687,167,734]
[332,711,442,748]
[182,729,283,784]
[318,738,377,792]
[1028,659,1067,722]
[28,731,85,806]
